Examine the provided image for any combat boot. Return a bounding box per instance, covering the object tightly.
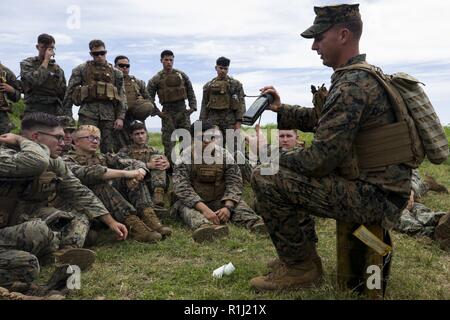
[250,220,268,235]
[251,253,323,291]
[124,214,162,243]
[140,207,172,237]
[153,187,165,206]
[425,175,449,194]
[53,246,96,271]
[192,224,229,243]
[266,251,323,273]
[435,213,450,251]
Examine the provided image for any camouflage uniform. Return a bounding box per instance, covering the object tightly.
[117,144,168,194]
[115,75,155,149]
[64,61,127,153]
[252,54,411,265]
[172,145,262,230]
[0,140,56,287]
[20,57,67,116]
[147,69,197,162]
[62,150,154,222]
[0,63,22,134]
[200,75,245,144]
[13,154,110,249]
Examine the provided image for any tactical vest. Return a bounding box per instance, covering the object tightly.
[191,163,226,203]
[78,61,121,103]
[157,70,187,104]
[207,78,240,111]
[24,58,62,97]
[0,65,10,111]
[124,75,142,107]
[129,145,154,163]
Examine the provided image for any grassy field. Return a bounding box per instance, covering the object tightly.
[12,105,447,300]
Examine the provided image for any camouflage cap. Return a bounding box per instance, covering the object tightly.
[301,4,361,39]
[57,116,77,131]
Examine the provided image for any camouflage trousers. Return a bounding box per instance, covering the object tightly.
[0,111,13,135]
[15,202,90,249]
[251,166,404,264]
[89,183,136,223]
[113,114,134,151]
[0,220,56,287]
[172,199,262,230]
[114,179,154,213]
[78,115,116,154]
[395,203,446,238]
[146,169,168,192]
[161,103,191,164]
[205,110,238,148]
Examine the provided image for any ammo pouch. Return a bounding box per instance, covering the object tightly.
[208,80,231,110]
[191,164,225,203]
[81,82,121,103]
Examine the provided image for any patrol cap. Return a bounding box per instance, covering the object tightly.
[301,4,361,39]
[57,116,77,131]
[216,56,230,67]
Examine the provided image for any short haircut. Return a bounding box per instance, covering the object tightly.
[190,120,215,137]
[114,55,129,65]
[73,125,101,139]
[129,120,147,134]
[160,50,174,59]
[37,33,55,45]
[89,39,106,51]
[335,19,363,41]
[21,112,60,132]
[216,56,230,67]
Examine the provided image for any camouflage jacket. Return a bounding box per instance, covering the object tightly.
[19,56,67,109]
[277,54,411,196]
[64,61,127,121]
[147,68,197,110]
[172,144,242,208]
[117,144,162,164]
[200,75,246,123]
[62,149,147,186]
[0,62,22,104]
[0,140,49,178]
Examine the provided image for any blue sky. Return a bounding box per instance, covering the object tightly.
[1,0,449,129]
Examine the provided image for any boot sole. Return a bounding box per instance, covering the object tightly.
[193,225,229,243]
[56,248,96,271]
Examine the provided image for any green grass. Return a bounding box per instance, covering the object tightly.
[7,102,447,300]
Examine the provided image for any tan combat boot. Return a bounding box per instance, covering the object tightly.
[250,220,268,235]
[266,251,323,273]
[250,253,323,292]
[140,207,172,237]
[435,213,450,251]
[153,187,165,206]
[124,214,162,243]
[192,224,229,243]
[425,175,449,194]
[53,246,96,271]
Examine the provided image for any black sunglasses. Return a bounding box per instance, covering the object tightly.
[91,51,107,57]
[118,64,130,68]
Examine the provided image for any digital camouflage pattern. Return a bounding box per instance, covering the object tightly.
[62,149,153,221]
[117,144,168,192]
[252,54,411,265]
[0,140,55,287]
[0,63,22,134]
[147,69,197,161]
[173,145,261,230]
[64,62,127,153]
[200,75,246,134]
[20,57,68,116]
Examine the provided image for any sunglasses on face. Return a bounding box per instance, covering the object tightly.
[118,64,130,68]
[37,131,65,143]
[91,51,107,57]
[79,135,101,143]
